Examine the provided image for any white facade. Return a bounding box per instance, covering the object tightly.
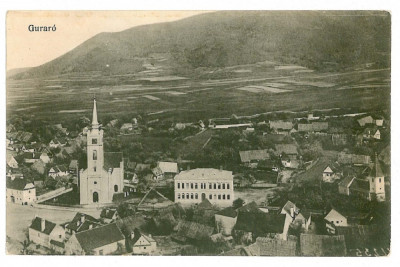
[79,99,124,205]
[132,235,157,255]
[6,182,36,204]
[174,168,234,207]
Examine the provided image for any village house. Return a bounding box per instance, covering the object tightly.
[280,200,300,222]
[322,163,341,183]
[297,122,329,133]
[338,176,356,196]
[250,236,298,256]
[6,176,36,205]
[65,223,125,255]
[362,128,381,140]
[29,216,66,252]
[275,144,298,159]
[269,121,293,135]
[40,152,51,164]
[337,152,371,165]
[100,208,119,223]
[215,207,238,236]
[69,160,78,174]
[324,209,348,234]
[157,161,179,179]
[174,168,234,207]
[120,123,134,132]
[23,152,40,164]
[357,116,374,127]
[48,165,69,178]
[6,151,19,169]
[64,213,102,235]
[32,160,46,175]
[239,149,271,168]
[127,228,157,255]
[151,167,164,181]
[374,116,384,127]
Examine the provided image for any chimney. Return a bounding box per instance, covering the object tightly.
[81,214,85,224]
[41,218,46,232]
[130,231,135,240]
[290,208,294,218]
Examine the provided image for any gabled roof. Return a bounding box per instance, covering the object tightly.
[282,200,299,215]
[338,176,355,188]
[323,166,333,173]
[357,116,374,126]
[157,161,179,173]
[324,209,347,221]
[152,167,163,176]
[239,149,270,163]
[300,234,346,256]
[104,152,123,170]
[237,201,263,213]
[275,144,298,155]
[66,213,100,232]
[174,168,233,181]
[29,217,57,235]
[75,223,124,253]
[336,225,379,249]
[216,207,237,218]
[369,159,384,177]
[256,236,297,256]
[6,177,33,190]
[270,121,293,130]
[349,178,370,192]
[100,209,118,220]
[234,212,286,236]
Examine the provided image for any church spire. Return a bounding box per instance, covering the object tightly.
[92,97,99,129]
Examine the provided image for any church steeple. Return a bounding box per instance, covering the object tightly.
[92,97,99,129]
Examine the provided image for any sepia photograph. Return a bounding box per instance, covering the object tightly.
[5,9,391,257]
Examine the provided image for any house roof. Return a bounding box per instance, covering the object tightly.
[197,198,213,210]
[152,167,163,176]
[157,161,179,173]
[256,236,297,256]
[349,178,370,192]
[298,122,328,132]
[66,213,100,232]
[357,116,374,126]
[239,149,270,163]
[336,225,379,249]
[50,239,65,248]
[104,152,123,170]
[174,220,214,241]
[216,207,237,218]
[100,209,118,220]
[338,176,355,188]
[6,177,33,190]
[300,234,346,256]
[270,121,293,130]
[75,223,124,253]
[324,209,346,222]
[282,200,299,215]
[234,212,286,236]
[237,201,263,213]
[29,217,57,235]
[69,160,78,169]
[275,144,298,155]
[174,168,233,181]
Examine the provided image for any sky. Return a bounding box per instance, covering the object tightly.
[6,11,211,71]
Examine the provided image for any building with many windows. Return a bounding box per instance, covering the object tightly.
[174,168,234,207]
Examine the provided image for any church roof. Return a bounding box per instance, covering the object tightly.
[370,159,384,177]
[104,152,123,170]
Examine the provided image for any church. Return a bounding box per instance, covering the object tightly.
[79,99,124,205]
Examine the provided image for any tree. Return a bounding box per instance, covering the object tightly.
[233,198,244,209]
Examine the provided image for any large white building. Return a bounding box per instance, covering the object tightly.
[6,176,36,205]
[174,168,234,207]
[79,99,124,205]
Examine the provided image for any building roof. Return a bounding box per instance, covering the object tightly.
[270,121,293,130]
[174,220,214,241]
[29,217,57,235]
[66,213,101,232]
[69,160,78,169]
[349,178,370,192]
[369,159,384,177]
[338,176,355,188]
[275,144,298,155]
[298,122,329,132]
[336,225,379,249]
[197,198,214,210]
[174,168,233,181]
[157,161,179,174]
[216,207,237,218]
[50,239,65,248]
[234,212,286,236]
[100,209,118,220]
[104,152,123,170]
[239,149,270,163]
[300,234,346,256]
[6,177,33,191]
[256,236,297,256]
[281,200,299,216]
[237,201,263,213]
[152,167,163,176]
[75,223,124,253]
[357,116,374,126]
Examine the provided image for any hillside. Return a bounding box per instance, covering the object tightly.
[11,11,390,79]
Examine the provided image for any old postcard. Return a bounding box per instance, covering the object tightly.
[5,10,391,256]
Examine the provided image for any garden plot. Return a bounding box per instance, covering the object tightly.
[165,91,187,95]
[238,85,291,93]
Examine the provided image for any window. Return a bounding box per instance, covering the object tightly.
[223,194,226,200]
[114,185,118,192]
[191,183,193,189]
[182,183,185,189]
[379,178,382,183]
[227,194,230,200]
[222,184,225,189]
[191,193,194,199]
[195,183,198,189]
[186,193,189,199]
[94,181,97,185]
[218,195,221,200]
[144,247,146,250]
[59,235,62,238]
[93,167,96,172]
[182,193,185,199]
[177,183,180,189]
[29,190,31,193]
[227,184,230,189]
[214,183,216,189]
[186,183,189,189]
[177,193,181,199]
[209,183,212,189]
[218,184,221,189]
[336,221,339,224]
[195,193,198,199]
[93,150,97,160]
[209,194,212,199]
[92,138,98,144]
